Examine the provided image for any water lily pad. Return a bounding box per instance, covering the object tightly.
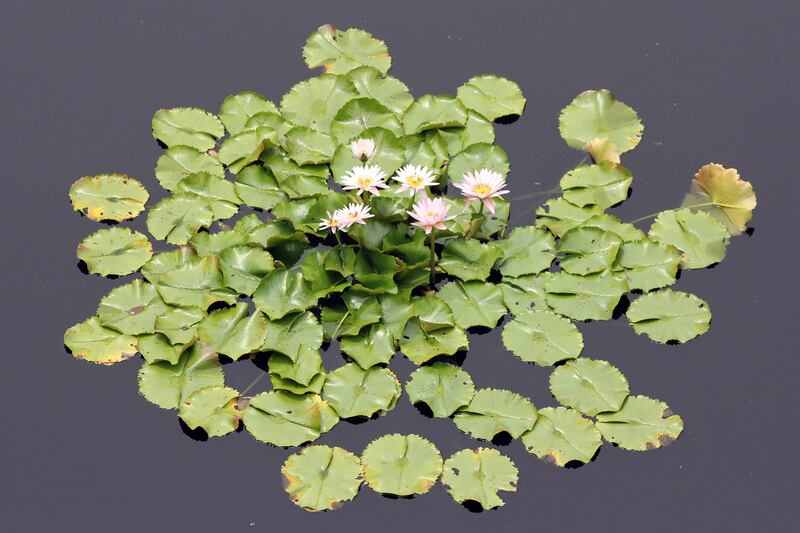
[559,90,643,155]
[303,25,391,75]
[448,142,509,181]
[456,75,526,121]
[218,127,279,174]
[340,323,395,369]
[69,174,149,222]
[436,110,496,154]
[285,126,337,165]
[96,279,169,335]
[558,226,622,275]
[544,271,628,321]
[64,317,137,365]
[243,391,338,446]
[233,165,287,211]
[496,226,555,277]
[174,173,241,220]
[502,309,583,366]
[137,333,192,365]
[626,289,711,343]
[521,406,602,466]
[260,311,323,359]
[549,358,630,416]
[197,302,268,360]
[437,281,507,329]
[137,342,224,409]
[152,107,224,151]
[282,445,363,512]
[322,292,382,339]
[535,198,604,237]
[154,307,204,345]
[453,388,538,440]
[361,434,443,496]
[179,385,241,437]
[219,245,274,296]
[441,448,517,509]
[219,91,278,135]
[253,269,320,320]
[146,252,237,309]
[500,273,552,315]
[399,320,469,365]
[330,97,403,143]
[155,146,224,190]
[405,363,475,417]
[403,94,468,134]
[268,346,324,393]
[613,239,681,291]
[580,213,645,242]
[280,74,358,133]
[682,163,756,236]
[595,395,684,451]
[321,363,400,419]
[346,66,413,116]
[77,227,152,277]
[439,239,502,281]
[560,163,633,208]
[146,194,213,245]
[648,208,730,269]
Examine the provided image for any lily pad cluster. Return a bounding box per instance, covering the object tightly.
[64,25,757,512]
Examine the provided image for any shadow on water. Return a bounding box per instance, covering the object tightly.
[381,493,416,500]
[413,402,434,419]
[491,431,513,446]
[494,114,520,125]
[564,446,602,469]
[611,294,630,320]
[179,418,209,442]
[461,500,485,513]
[428,350,467,367]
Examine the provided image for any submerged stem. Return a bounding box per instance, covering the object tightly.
[240,373,265,397]
[630,202,716,224]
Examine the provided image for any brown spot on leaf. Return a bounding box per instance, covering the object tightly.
[128,305,146,315]
[645,441,657,451]
[662,408,674,418]
[543,453,558,465]
[658,434,676,447]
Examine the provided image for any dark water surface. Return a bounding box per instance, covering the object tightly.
[2,1,798,531]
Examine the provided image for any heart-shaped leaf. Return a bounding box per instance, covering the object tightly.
[260,311,323,359]
[613,239,681,292]
[330,98,403,144]
[145,251,237,309]
[253,269,319,320]
[438,239,502,281]
[500,273,552,316]
[545,271,629,321]
[137,342,223,409]
[219,245,275,296]
[179,385,241,437]
[438,281,507,329]
[174,173,241,220]
[280,75,358,133]
[405,362,475,418]
[521,406,602,466]
[282,445,363,512]
[399,321,469,365]
[560,163,633,209]
[557,226,622,275]
[403,94,468,134]
[218,127,279,174]
[448,142,509,181]
[197,302,268,359]
[96,279,169,335]
[559,90,643,155]
[321,363,401,419]
[340,323,395,369]
[648,208,730,269]
[268,346,325,394]
[285,126,337,165]
[233,165,288,211]
[497,226,556,277]
[361,434,443,496]
[303,25,391,75]
[346,66,413,115]
[155,146,224,191]
[535,198,604,237]
[146,194,213,245]
[219,92,278,135]
[441,448,518,509]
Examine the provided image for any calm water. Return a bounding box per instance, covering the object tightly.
[2,1,797,531]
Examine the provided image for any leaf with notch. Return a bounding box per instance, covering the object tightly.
[441,448,517,510]
[340,323,395,369]
[282,446,363,512]
[544,271,628,321]
[535,198,604,238]
[179,385,241,437]
[403,94,467,134]
[219,91,278,135]
[303,25,391,75]
[233,165,288,211]
[521,406,602,466]
[280,74,358,133]
[244,391,338,447]
[174,173,241,220]
[146,194,213,245]
[322,363,401,419]
[346,66,413,115]
[456,75,526,121]
[626,289,711,343]
[448,142,509,182]
[330,97,403,144]
[405,363,475,418]
[137,342,223,409]
[438,281,506,329]
[613,239,681,291]
[502,309,583,366]
[560,163,633,208]
[361,434,443,496]
[595,395,684,451]
[152,107,224,151]
[496,226,555,277]
[558,226,622,275]
[559,90,643,155]
[549,358,629,416]
[197,302,267,359]
[96,279,169,335]
[439,239,502,281]
[155,146,224,191]
[682,163,756,235]
[648,208,730,269]
[64,317,137,366]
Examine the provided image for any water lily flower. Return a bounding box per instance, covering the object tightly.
[349,138,376,160]
[318,210,344,233]
[336,202,374,230]
[392,164,439,196]
[341,164,389,196]
[407,196,456,234]
[452,168,509,213]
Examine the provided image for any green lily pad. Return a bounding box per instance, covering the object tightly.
[219,91,278,135]
[321,363,401,419]
[64,317,138,365]
[303,25,391,75]
[500,273,552,315]
[453,388,538,440]
[403,94,468,134]
[544,271,629,321]
[197,303,267,360]
[558,226,622,275]
[69,174,149,222]
[456,75,526,121]
[219,245,274,296]
[595,395,684,451]
[179,385,241,437]
[137,333,192,365]
[155,146,224,191]
[321,293,382,339]
[613,239,681,291]
[174,173,241,220]
[285,126,337,165]
[77,227,152,277]
[268,346,324,393]
[441,448,518,509]
[535,198,604,237]
[405,363,475,417]
[146,252,237,309]
[260,311,323,359]
[244,391,338,447]
[96,279,169,335]
[361,434,443,496]
[448,142,509,181]
[280,74,358,133]
[580,213,645,242]
[152,107,224,151]
[558,89,643,154]
[154,307,204,345]
[560,163,633,208]
[339,323,395,369]
[233,165,287,211]
[501,309,583,366]
[521,406,602,466]
[438,239,502,281]
[282,445,363,512]
[346,66,413,115]
[253,269,320,320]
[217,127,279,174]
[437,281,507,329]
[399,320,469,365]
[330,98,403,143]
[626,289,711,343]
[549,358,630,416]
[648,208,730,269]
[436,110,496,155]
[137,342,224,409]
[146,194,213,245]
[497,226,556,277]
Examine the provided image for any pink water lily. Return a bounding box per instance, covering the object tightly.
[349,138,376,160]
[336,203,374,231]
[452,168,509,213]
[407,196,456,234]
[392,164,438,196]
[341,164,389,196]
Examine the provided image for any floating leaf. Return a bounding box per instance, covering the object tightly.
[448,142,509,181]
[361,434,443,496]
[154,307,204,345]
[549,358,630,416]
[268,345,324,392]
[560,163,633,209]
[500,273,551,315]
[535,198,604,238]
[580,213,645,242]
[69,174,149,222]
[682,163,756,236]
[244,391,338,446]
[179,385,241,437]
[340,323,395,369]
[303,25,391,75]
[218,127,279,174]
[197,303,268,359]
[456,75,525,121]
[405,363,475,417]
[174,173,241,220]
[96,279,169,335]
[330,98,403,144]
[403,94,468,134]
[77,227,152,277]
[321,363,400,419]
[436,110,496,154]
[189,227,246,257]
[626,289,711,343]
[648,208,730,269]
[438,281,506,329]
[152,107,224,151]
[346,66,413,116]
[137,333,192,365]
[558,226,622,275]
[155,146,224,191]
[253,269,320,320]
[280,75,358,133]
[595,395,684,451]
[501,309,583,366]
[137,342,223,409]
[378,294,416,339]
[146,194,213,245]
[322,292,382,339]
[559,90,643,155]
[453,388,537,440]
[330,127,405,179]
[145,251,237,309]
[496,226,556,277]
[521,406,602,466]
[586,137,621,164]
[439,239,502,281]
[285,126,337,165]
[219,245,274,296]
[261,311,323,359]
[64,317,137,365]
[544,271,629,321]
[613,239,681,292]
[441,448,518,510]
[219,92,278,135]
[282,446,363,512]
[232,165,287,211]
[399,320,469,365]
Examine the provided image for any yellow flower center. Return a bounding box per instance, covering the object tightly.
[472,183,491,195]
[406,174,424,187]
[357,176,373,187]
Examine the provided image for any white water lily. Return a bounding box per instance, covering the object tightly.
[341,164,389,196]
[392,164,439,196]
[349,138,376,160]
[336,203,374,230]
[318,210,344,233]
[453,168,509,213]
